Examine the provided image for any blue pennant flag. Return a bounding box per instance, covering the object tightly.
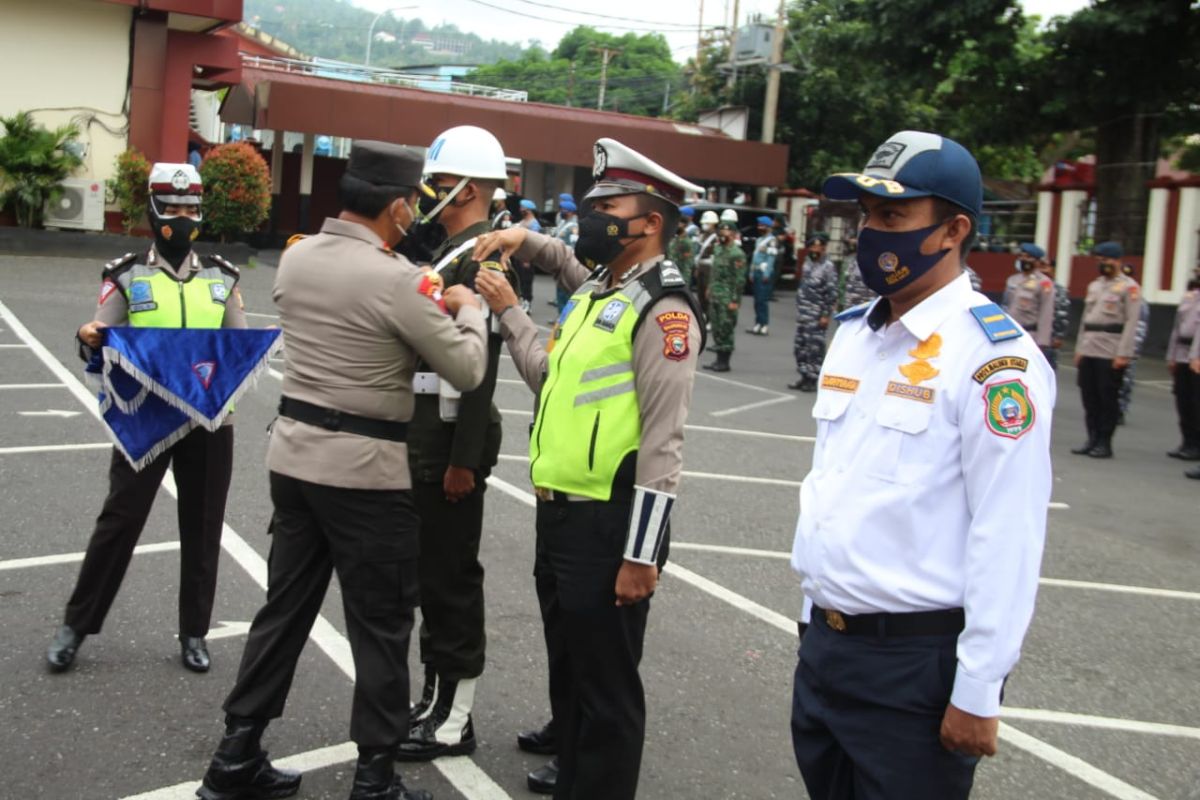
[87,327,281,470]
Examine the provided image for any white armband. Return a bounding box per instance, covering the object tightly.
[623,485,675,565]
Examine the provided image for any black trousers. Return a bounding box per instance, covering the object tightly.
[535,497,654,800]
[223,472,420,748]
[1077,356,1126,440]
[413,477,486,681]
[64,426,233,637]
[791,617,979,800]
[516,260,535,302]
[1174,363,1200,447]
[1039,345,1058,371]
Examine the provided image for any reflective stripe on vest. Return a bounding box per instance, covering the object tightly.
[116,264,234,328]
[530,277,656,501]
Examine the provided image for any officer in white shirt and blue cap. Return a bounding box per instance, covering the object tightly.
[789,131,1055,799]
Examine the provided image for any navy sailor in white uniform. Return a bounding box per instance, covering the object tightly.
[789,131,1055,799]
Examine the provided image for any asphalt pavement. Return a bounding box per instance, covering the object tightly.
[0,253,1197,800]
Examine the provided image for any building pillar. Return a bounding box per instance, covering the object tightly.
[1055,189,1087,290]
[1173,187,1200,296]
[1142,187,1171,302]
[269,129,284,237]
[127,14,168,162]
[299,132,315,234]
[1034,188,1054,256]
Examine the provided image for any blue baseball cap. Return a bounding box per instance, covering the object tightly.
[679,205,695,218]
[560,200,576,213]
[519,199,537,212]
[558,193,574,203]
[822,131,983,219]
[1093,241,1123,259]
[1019,243,1045,259]
[756,215,773,226]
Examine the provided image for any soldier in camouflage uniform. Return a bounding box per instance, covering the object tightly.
[789,232,837,391]
[839,236,875,311]
[668,215,698,286]
[963,263,983,292]
[1117,262,1149,423]
[703,219,746,372]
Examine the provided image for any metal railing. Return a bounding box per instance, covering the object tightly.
[240,54,528,102]
[976,199,1038,252]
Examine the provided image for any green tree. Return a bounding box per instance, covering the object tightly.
[0,111,83,228]
[199,143,271,242]
[112,148,151,235]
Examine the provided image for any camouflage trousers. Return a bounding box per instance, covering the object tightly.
[793,321,826,379]
[709,300,738,353]
[1119,359,1137,415]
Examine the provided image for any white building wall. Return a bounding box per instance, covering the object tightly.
[0,0,131,187]
[1142,187,1170,303]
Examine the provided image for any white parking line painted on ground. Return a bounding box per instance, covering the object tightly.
[495,454,804,488]
[694,368,793,397]
[205,620,253,641]
[672,542,791,560]
[709,394,796,417]
[120,741,359,800]
[0,343,30,348]
[244,311,279,319]
[483,473,1167,798]
[0,298,513,800]
[0,383,65,389]
[0,442,111,455]
[0,541,179,572]
[496,378,527,385]
[1002,707,1200,741]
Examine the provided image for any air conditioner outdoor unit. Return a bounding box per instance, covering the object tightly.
[44,178,106,231]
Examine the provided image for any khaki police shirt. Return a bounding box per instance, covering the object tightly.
[93,246,247,428]
[1001,272,1055,347]
[1168,288,1200,363]
[1076,274,1142,359]
[499,231,701,495]
[268,218,488,490]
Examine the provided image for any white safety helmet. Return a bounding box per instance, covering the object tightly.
[492,187,507,202]
[424,125,508,180]
[699,210,719,226]
[720,208,739,223]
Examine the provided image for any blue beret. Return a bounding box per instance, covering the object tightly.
[679,205,695,217]
[1019,243,1045,259]
[1093,241,1123,258]
[558,193,574,203]
[559,200,576,212]
[757,215,773,226]
[519,199,537,211]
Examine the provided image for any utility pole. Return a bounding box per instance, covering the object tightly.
[567,60,576,107]
[697,0,705,64]
[662,79,671,114]
[756,0,786,207]
[591,45,622,111]
[725,0,740,91]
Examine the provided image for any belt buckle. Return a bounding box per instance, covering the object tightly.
[824,610,847,632]
[320,409,342,431]
[534,487,553,502]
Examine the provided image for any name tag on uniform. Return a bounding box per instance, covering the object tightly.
[820,374,860,393]
[885,381,935,403]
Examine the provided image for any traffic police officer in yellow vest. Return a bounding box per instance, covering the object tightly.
[398,126,522,762]
[47,163,245,675]
[472,138,704,800]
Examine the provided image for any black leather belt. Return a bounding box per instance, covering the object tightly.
[812,605,965,637]
[1180,336,1194,346]
[278,396,407,442]
[1083,323,1124,333]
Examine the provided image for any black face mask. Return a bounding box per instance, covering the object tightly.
[150,212,200,265]
[395,218,447,265]
[573,211,648,268]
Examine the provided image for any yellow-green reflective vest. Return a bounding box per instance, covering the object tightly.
[113,258,235,329]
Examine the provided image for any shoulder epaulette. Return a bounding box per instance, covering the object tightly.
[658,260,685,288]
[205,254,240,277]
[102,252,137,277]
[970,303,1024,343]
[285,233,308,250]
[835,302,870,322]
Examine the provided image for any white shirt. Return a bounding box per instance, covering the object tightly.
[791,272,1055,718]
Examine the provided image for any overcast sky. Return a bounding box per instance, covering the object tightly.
[351,0,1093,62]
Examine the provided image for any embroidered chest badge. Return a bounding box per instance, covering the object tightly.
[984,379,1035,439]
[594,299,628,332]
[898,332,941,385]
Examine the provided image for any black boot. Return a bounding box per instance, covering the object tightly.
[396,678,477,761]
[197,716,301,800]
[46,624,85,672]
[408,664,437,732]
[1071,431,1096,455]
[516,719,556,755]
[703,351,731,372]
[1087,437,1114,459]
[527,757,559,795]
[349,749,431,800]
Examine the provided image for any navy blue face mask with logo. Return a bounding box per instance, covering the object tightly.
[855,221,950,296]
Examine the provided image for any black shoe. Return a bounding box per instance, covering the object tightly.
[788,378,816,392]
[1186,465,1200,479]
[351,749,431,800]
[527,758,558,795]
[516,721,556,755]
[198,717,301,800]
[1087,443,1114,459]
[1071,440,1096,455]
[409,664,437,729]
[1168,445,1200,461]
[181,636,210,673]
[396,716,476,761]
[47,624,85,672]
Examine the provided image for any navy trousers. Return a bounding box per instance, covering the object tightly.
[791,615,979,800]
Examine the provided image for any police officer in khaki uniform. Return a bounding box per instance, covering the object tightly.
[197,141,488,800]
[1073,240,1142,458]
[1002,243,1056,362]
[472,138,704,800]
[47,163,245,675]
[1167,272,1200,462]
[398,126,522,762]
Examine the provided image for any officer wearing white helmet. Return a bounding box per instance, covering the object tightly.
[47,163,247,676]
[695,208,721,306]
[397,125,522,763]
[471,137,705,799]
[491,187,512,230]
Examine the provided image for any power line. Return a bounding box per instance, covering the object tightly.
[502,0,714,30]
[459,0,721,33]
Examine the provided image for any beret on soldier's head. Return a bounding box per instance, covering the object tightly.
[806,232,830,245]
[346,140,424,187]
[1093,240,1123,259]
